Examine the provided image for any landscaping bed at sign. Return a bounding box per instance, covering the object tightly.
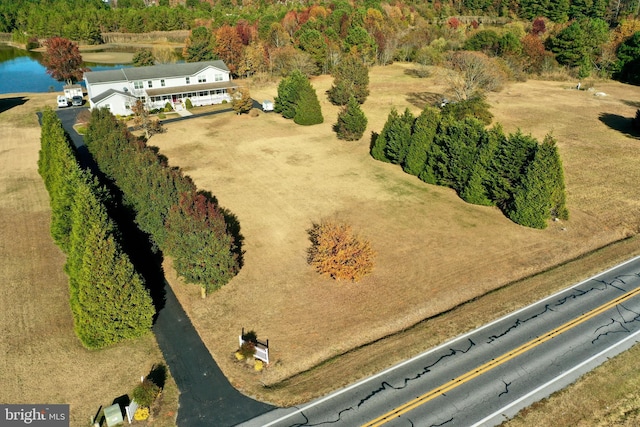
[150,63,640,405]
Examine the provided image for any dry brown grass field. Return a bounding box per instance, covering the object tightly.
[148,62,640,407]
[0,94,178,426]
[2,61,640,426]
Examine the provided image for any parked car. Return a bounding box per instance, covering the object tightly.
[71,95,83,106]
[57,95,68,108]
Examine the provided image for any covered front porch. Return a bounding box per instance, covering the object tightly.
[145,81,238,110]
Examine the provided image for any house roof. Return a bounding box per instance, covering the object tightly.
[84,61,230,84]
[91,88,136,104]
[146,81,238,97]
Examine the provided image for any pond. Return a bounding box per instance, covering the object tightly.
[0,44,130,94]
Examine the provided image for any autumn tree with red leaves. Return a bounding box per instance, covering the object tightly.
[307,221,375,282]
[43,37,88,85]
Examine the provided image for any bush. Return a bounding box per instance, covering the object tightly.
[184,98,193,109]
[634,109,640,132]
[238,341,256,359]
[307,221,375,282]
[441,97,493,125]
[133,379,160,408]
[164,102,173,112]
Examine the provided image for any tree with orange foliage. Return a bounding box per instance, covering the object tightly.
[307,221,375,282]
[214,25,244,76]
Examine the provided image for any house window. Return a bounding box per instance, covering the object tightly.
[215,74,223,82]
[134,81,143,89]
[185,77,190,84]
[161,79,165,87]
[148,80,153,88]
[198,75,206,83]
[198,91,207,96]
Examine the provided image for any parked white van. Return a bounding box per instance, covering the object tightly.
[57,95,68,108]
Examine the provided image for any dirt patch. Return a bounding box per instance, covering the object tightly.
[0,94,177,426]
[149,63,640,404]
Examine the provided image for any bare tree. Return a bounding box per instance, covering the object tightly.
[131,100,163,140]
[442,51,506,101]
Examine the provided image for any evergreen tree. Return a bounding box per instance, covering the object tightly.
[488,129,538,211]
[274,69,306,119]
[327,54,370,105]
[182,26,215,63]
[383,108,414,165]
[403,107,440,177]
[507,144,553,229]
[371,108,398,162]
[294,83,324,125]
[334,95,368,140]
[165,193,239,296]
[547,0,570,22]
[132,49,155,67]
[548,21,587,67]
[73,225,154,348]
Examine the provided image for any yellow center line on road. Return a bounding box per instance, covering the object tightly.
[362,285,640,427]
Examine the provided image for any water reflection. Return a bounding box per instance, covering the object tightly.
[0,43,129,94]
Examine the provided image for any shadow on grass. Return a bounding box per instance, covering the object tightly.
[0,96,27,114]
[621,99,640,108]
[406,91,443,110]
[598,112,640,139]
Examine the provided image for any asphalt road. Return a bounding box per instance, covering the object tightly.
[240,256,640,427]
[50,106,275,426]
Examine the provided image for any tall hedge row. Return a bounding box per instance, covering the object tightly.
[83,108,239,294]
[38,108,155,348]
[371,106,568,229]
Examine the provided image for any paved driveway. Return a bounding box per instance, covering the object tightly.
[48,107,274,426]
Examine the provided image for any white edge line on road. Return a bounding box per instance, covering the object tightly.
[470,326,640,427]
[260,255,640,427]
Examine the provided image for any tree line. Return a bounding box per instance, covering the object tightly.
[38,108,155,349]
[84,108,240,296]
[371,105,568,229]
[3,0,640,85]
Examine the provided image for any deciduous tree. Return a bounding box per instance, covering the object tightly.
[307,221,375,282]
[42,37,88,84]
[230,87,253,114]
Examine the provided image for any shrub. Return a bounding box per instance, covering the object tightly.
[634,109,640,132]
[238,340,256,359]
[307,221,375,282]
[254,360,264,371]
[164,102,173,112]
[184,98,193,109]
[133,379,160,408]
[441,97,493,125]
[133,407,150,421]
[158,112,166,119]
[242,330,258,343]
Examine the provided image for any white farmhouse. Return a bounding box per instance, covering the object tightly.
[84,60,238,116]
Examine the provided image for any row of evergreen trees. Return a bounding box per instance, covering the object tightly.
[83,108,239,295]
[371,107,568,229]
[274,69,324,125]
[38,109,155,348]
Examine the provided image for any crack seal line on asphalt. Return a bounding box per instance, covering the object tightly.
[361,284,640,427]
[253,256,640,427]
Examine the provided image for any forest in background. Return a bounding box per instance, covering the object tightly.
[1,0,640,84]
